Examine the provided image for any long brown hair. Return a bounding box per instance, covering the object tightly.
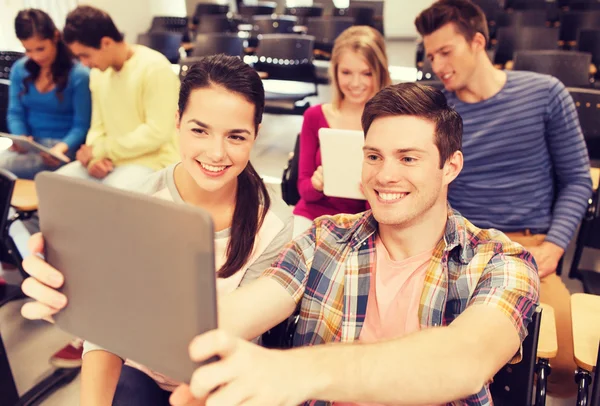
[178,55,271,279]
[15,9,74,101]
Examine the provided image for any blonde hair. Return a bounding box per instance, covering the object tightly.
[329,26,391,109]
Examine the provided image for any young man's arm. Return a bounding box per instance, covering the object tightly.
[84,70,107,151]
[80,349,123,406]
[538,79,593,275]
[177,304,520,406]
[89,63,179,162]
[218,227,312,340]
[173,246,539,406]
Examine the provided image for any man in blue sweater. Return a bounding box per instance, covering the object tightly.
[415,0,593,398]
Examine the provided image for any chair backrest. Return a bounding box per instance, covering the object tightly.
[507,0,549,9]
[559,10,600,44]
[150,16,190,42]
[192,2,229,25]
[306,17,354,53]
[568,87,600,161]
[252,15,297,34]
[254,34,315,82]
[578,29,600,66]
[197,14,237,34]
[496,9,549,27]
[513,50,591,87]
[190,33,245,57]
[280,134,301,206]
[0,51,25,80]
[0,80,10,134]
[0,169,17,236]
[471,0,504,22]
[490,306,542,405]
[138,32,182,63]
[238,1,277,20]
[569,0,600,10]
[151,16,188,33]
[285,6,324,25]
[333,7,375,27]
[495,26,559,65]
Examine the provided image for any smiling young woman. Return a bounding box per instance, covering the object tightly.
[293,26,392,236]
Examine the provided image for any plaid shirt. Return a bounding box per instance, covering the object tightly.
[263,207,540,406]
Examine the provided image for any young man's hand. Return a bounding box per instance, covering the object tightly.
[76,145,94,167]
[170,330,310,406]
[87,158,114,179]
[525,241,564,278]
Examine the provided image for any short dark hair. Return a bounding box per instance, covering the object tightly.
[362,83,463,168]
[63,6,123,48]
[415,0,489,47]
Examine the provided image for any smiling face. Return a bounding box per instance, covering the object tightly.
[21,35,57,69]
[336,50,377,106]
[423,23,483,92]
[176,85,256,194]
[361,114,461,228]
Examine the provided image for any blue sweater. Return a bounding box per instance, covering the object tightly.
[7,58,91,151]
[445,70,593,250]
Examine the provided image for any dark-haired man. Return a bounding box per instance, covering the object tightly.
[415,0,592,396]
[56,5,178,187]
[168,83,539,406]
[50,5,179,368]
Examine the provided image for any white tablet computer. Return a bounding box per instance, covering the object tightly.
[35,172,217,383]
[318,128,365,200]
[1,132,70,163]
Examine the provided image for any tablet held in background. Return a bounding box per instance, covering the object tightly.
[318,128,365,200]
[0,133,71,163]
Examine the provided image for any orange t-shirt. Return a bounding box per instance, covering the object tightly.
[335,237,435,406]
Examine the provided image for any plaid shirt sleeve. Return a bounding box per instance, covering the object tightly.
[467,240,540,343]
[261,226,317,304]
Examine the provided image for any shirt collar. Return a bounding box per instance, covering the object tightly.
[337,204,473,263]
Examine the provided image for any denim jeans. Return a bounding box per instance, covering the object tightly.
[0,138,69,180]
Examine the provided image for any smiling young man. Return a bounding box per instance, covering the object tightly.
[164,83,540,406]
[55,5,179,187]
[415,0,593,396]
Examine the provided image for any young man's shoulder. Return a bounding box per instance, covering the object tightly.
[134,45,172,65]
[311,211,369,241]
[459,215,532,259]
[507,70,562,92]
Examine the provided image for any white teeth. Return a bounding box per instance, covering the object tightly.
[200,162,227,172]
[442,73,452,79]
[379,192,407,201]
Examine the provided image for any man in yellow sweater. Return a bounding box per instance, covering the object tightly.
[56,5,179,188]
[50,5,179,368]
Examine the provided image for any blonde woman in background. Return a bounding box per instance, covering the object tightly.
[293,26,391,235]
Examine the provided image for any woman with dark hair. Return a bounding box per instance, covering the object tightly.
[18,54,293,405]
[1,8,91,179]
